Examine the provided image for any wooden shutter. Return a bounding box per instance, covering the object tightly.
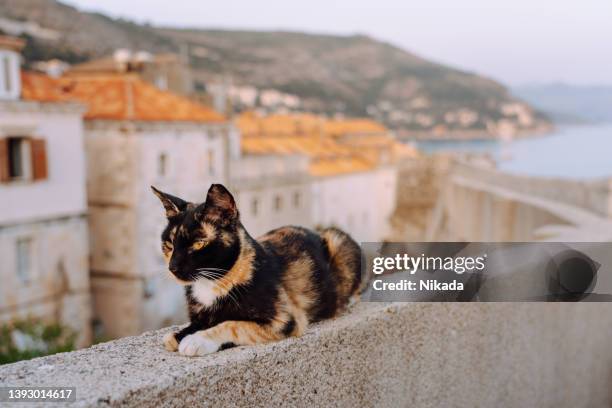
[0,138,8,182]
[30,137,48,181]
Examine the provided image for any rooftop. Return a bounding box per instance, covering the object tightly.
[238,112,325,137]
[238,112,416,177]
[0,35,24,52]
[240,134,374,177]
[68,53,183,75]
[323,118,387,137]
[20,72,225,123]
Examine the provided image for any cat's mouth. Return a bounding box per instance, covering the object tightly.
[167,270,194,286]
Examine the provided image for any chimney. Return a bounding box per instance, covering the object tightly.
[113,49,132,72]
[0,35,25,100]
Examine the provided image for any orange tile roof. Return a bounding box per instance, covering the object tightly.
[323,118,387,137]
[237,112,325,137]
[241,135,375,177]
[21,72,225,123]
[310,157,374,177]
[242,136,353,157]
[238,111,419,177]
[393,141,419,159]
[0,35,25,52]
[238,112,388,138]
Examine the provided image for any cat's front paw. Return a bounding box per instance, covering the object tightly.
[163,332,179,352]
[178,334,219,356]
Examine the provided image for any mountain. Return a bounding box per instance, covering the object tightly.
[513,83,612,124]
[0,0,550,138]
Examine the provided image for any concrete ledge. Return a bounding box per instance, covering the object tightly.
[1,302,611,407]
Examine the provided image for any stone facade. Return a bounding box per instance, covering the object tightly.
[311,165,398,242]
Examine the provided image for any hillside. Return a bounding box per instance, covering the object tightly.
[0,0,550,138]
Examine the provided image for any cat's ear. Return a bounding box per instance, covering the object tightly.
[197,184,238,226]
[151,186,188,218]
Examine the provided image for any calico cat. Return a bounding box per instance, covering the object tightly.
[152,184,362,356]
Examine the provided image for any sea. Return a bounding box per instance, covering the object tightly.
[414,124,612,180]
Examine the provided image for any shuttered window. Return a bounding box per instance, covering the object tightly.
[8,137,25,178]
[0,136,48,182]
[30,138,48,180]
[0,138,9,182]
[2,56,11,94]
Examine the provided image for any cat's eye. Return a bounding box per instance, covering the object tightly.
[191,240,207,251]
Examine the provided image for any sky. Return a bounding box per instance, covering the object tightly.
[64,0,612,87]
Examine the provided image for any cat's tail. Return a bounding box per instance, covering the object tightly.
[318,227,363,308]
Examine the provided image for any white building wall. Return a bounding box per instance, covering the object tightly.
[0,107,87,224]
[311,166,397,243]
[236,183,312,237]
[232,154,312,237]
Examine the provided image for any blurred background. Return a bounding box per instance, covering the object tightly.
[0,0,611,360]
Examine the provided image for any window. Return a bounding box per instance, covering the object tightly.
[16,237,33,284]
[251,198,259,216]
[8,137,25,178]
[8,137,31,180]
[293,191,301,208]
[0,137,47,183]
[158,153,168,177]
[3,56,11,94]
[274,195,283,212]
[155,74,168,91]
[207,149,215,176]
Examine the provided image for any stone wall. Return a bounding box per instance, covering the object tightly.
[0,216,91,347]
[452,161,612,218]
[1,302,611,407]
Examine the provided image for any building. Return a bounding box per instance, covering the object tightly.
[0,36,91,347]
[68,50,193,96]
[230,153,313,238]
[21,70,233,339]
[237,112,416,242]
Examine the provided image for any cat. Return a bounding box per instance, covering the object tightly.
[152,183,362,356]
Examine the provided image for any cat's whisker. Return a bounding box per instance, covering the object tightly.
[194,269,224,277]
[195,270,223,277]
[196,267,230,273]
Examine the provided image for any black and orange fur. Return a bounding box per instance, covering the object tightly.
[152,184,361,356]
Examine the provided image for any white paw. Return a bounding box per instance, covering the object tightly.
[178,334,219,356]
[163,332,178,352]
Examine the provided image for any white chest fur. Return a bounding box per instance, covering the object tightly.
[191,280,218,307]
